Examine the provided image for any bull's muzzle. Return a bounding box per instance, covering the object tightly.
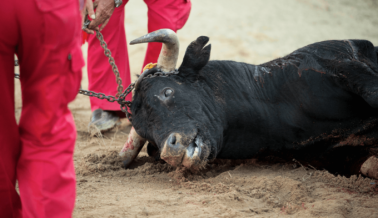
[160,133,204,168]
[160,133,186,166]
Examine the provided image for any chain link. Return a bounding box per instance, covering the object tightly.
[14,61,19,79]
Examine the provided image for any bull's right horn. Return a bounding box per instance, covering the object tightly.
[130,29,179,74]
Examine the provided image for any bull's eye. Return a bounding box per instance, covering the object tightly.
[156,87,174,105]
[164,89,173,97]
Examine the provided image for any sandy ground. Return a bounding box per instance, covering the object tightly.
[14,0,378,217]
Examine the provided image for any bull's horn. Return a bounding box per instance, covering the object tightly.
[119,127,147,168]
[130,29,179,73]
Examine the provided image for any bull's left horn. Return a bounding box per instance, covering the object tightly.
[130,29,179,73]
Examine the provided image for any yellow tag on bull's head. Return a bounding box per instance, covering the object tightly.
[142,63,157,72]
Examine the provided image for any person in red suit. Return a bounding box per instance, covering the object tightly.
[0,0,84,217]
[83,0,191,132]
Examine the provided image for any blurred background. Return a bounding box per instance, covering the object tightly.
[82,0,378,90]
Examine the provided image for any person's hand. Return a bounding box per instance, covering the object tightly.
[83,0,96,34]
[89,0,116,32]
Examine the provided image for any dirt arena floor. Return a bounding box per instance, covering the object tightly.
[14,0,378,217]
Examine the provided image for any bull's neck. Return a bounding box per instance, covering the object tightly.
[201,60,278,132]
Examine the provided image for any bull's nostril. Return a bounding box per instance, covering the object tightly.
[168,134,177,146]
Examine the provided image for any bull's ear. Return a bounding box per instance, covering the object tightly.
[178,36,211,82]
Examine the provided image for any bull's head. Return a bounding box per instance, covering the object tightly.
[129,29,224,169]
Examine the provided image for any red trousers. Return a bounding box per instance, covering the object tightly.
[0,0,84,217]
[87,0,191,111]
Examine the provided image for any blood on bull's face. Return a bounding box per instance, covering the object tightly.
[129,31,222,169]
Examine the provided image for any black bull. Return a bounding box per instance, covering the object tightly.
[130,36,378,176]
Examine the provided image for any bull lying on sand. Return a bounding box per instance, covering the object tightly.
[120,29,378,178]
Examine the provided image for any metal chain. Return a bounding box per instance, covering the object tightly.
[81,17,123,97]
[14,30,131,118]
[95,30,124,97]
[13,29,177,122]
[14,64,173,122]
[78,83,134,121]
[14,69,134,121]
[15,61,19,79]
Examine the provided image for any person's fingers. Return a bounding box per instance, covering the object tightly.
[86,0,96,20]
[93,0,100,8]
[88,0,115,30]
[88,8,104,30]
[88,19,101,31]
[83,28,95,34]
[99,18,110,31]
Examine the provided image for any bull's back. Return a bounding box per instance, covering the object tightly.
[275,39,377,65]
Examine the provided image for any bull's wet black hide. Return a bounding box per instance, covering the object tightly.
[131,37,378,175]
